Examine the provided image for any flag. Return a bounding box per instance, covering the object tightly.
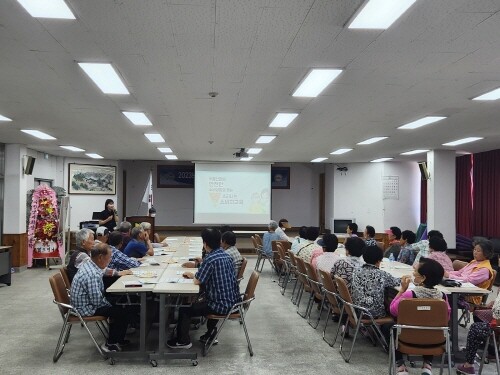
[141,170,153,211]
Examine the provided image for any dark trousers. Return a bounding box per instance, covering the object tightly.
[176,301,218,344]
[95,305,137,344]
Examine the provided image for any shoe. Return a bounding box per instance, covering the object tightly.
[166,339,192,349]
[456,364,476,374]
[101,343,121,352]
[421,365,432,375]
[199,332,218,345]
[396,365,409,375]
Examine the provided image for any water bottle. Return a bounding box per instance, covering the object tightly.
[389,253,395,269]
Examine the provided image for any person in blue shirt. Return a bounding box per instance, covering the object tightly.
[167,228,240,349]
[123,227,154,258]
[262,220,281,256]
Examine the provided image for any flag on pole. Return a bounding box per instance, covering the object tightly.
[141,170,153,212]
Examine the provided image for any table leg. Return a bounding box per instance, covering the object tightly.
[451,293,458,355]
[158,294,167,350]
[139,292,147,351]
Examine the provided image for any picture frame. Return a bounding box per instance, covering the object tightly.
[157,165,195,188]
[271,167,290,189]
[68,163,116,195]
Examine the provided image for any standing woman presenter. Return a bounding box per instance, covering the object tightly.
[99,199,119,232]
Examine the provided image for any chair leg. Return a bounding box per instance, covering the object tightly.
[309,296,325,329]
[95,321,108,340]
[340,316,362,363]
[290,276,299,303]
[63,323,72,344]
[53,316,71,362]
[389,332,396,375]
[240,310,254,356]
[295,285,304,313]
[78,317,107,359]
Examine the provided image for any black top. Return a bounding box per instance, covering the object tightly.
[99,209,116,231]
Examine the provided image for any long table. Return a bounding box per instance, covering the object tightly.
[106,237,202,366]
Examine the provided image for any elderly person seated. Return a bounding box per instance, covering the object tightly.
[397,230,416,265]
[364,225,377,246]
[331,237,365,290]
[262,220,281,257]
[291,226,308,254]
[107,231,141,271]
[313,234,339,273]
[221,231,243,277]
[352,245,400,319]
[412,230,443,266]
[295,226,320,263]
[118,221,133,250]
[346,222,359,238]
[275,218,292,242]
[384,226,402,259]
[123,227,154,258]
[140,222,162,247]
[94,226,109,244]
[425,237,453,273]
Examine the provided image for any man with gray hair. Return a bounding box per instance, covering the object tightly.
[140,222,162,247]
[262,220,281,257]
[123,226,154,258]
[118,221,132,249]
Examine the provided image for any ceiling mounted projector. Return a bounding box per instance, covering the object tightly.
[234,148,249,158]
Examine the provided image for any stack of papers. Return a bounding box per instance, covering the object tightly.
[122,280,143,287]
[132,270,158,278]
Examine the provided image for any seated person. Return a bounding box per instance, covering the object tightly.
[290,226,308,254]
[314,234,339,273]
[167,228,240,348]
[94,226,109,244]
[384,226,402,259]
[295,226,320,263]
[275,218,292,242]
[262,221,281,256]
[364,225,377,246]
[426,237,453,273]
[330,237,365,290]
[140,222,162,247]
[346,222,358,238]
[123,227,154,258]
[412,230,443,266]
[390,258,450,375]
[118,221,132,250]
[445,239,494,304]
[397,230,416,265]
[221,231,243,277]
[352,245,400,318]
[107,231,141,271]
[70,243,138,352]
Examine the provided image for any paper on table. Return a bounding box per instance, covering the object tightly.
[460,282,478,288]
[163,277,194,284]
[139,279,159,284]
[122,280,143,287]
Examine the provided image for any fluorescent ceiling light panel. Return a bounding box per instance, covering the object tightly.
[247,148,262,155]
[357,136,388,145]
[240,157,253,161]
[21,129,56,140]
[86,153,103,159]
[442,137,483,146]
[157,147,172,153]
[311,157,328,163]
[17,0,76,19]
[292,69,343,97]
[400,149,429,155]
[371,157,393,163]
[348,0,416,29]
[60,145,85,152]
[256,135,276,144]
[269,113,299,128]
[330,148,353,155]
[398,116,446,130]
[78,63,129,94]
[122,111,152,126]
[472,88,500,101]
[0,114,12,121]
[145,133,165,143]
[165,155,178,160]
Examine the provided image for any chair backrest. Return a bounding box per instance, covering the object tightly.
[243,270,260,305]
[295,257,310,286]
[397,298,449,346]
[60,267,71,289]
[254,234,262,246]
[304,261,323,297]
[453,259,468,271]
[276,243,287,261]
[237,257,248,280]
[49,273,71,318]
[319,270,341,314]
[272,241,283,263]
[280,241,291,251]
[334,275,358,327]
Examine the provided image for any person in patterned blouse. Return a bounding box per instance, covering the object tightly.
[295,226,320,263]
[364,225,377,247]
[352,245,400,318]
[397,230,416,265]
[330,237,365,290]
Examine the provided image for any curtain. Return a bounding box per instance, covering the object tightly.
[456,154,473,237]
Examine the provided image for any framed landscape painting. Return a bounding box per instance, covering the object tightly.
[68,164,116,195]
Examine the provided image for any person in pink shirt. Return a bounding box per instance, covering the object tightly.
[312,234,339,270]
[426,237,453,273]
[390,258,450,375]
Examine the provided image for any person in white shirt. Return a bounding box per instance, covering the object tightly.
[275,218,292,242]
[291,226,308,254]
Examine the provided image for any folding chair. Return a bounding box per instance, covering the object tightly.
[286,251,300,303]
[202,271,260,357]
[388,299,452,375]
[458,269,496,328]
[49,273,108,362]
[478,326,500,375]
[334,275,392,363]
[318,270,343,347]
[303,261,325,328]
[275,242,290,288]
[237,257,248,283]
[60,267,71,291]
[294,257,312,317]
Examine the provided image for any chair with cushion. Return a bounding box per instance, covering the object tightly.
[318,270,343,347]
[294,257,312,317]
[252,235,274,273]
[202,270,260,357]
[388,298,452,375]
[60,267,71,291]
[303,261,325,328]
[276,243,292,293]
[49,273,108,362]
[334,275,393,363]
[286,251,300,303]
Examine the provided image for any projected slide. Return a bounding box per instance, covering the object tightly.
[194,163,271,224]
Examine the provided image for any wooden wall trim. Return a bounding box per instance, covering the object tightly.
[2,233,28,267]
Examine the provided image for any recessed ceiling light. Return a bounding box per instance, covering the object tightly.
[398,116,447,130]
[86,153,103,159]
[357,136,388,145]
[247,148,262,154]
[21,129,56,140]
[60,145,85,152]
[256,135,276,144]
[0,114,12,121]
[122,111,152,126]
[145,133,165,143]
[78,63,129,95]
[330,148,353,155]
[472,88,500,101]
[240,157,253,161]
[400,149,429,155]
[348,0,417,29]
[371,157,393,163]
[442,137,483,146]
[292,69,343,97]
[165,155,178,160]
[311,157,328,163]
[269,113,299,128]
[17,0,76,19]
[157,147,172,153]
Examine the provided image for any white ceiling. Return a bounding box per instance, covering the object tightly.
[1,0,500,163]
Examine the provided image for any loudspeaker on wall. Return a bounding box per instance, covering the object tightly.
[24,156,36,175]
[418,161,430,180]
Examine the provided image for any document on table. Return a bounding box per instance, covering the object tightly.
[163,277,194,284]
[460,282,478,288]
